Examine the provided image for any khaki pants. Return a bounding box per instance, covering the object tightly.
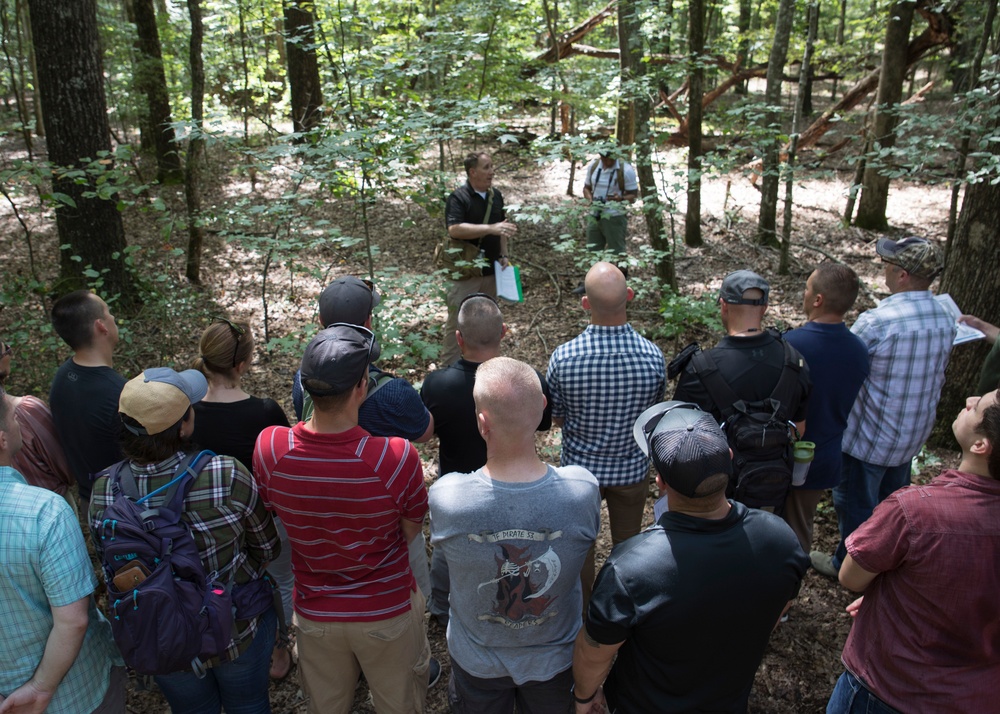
[581,479,649,609]
[296,589,431,714]
[442,275,497,365]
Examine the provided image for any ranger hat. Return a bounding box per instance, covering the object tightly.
[876,236,943,280]
[119,367,208,436]
[633,401,732,498]
[719,270,769,305]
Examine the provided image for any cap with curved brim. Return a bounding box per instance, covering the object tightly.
[119,367,208,436]
[633,401,732,498]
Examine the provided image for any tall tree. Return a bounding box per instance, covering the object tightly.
[854,0,916,230]
[27,0,137,306]
[685,0,705,247]
[284,0,323,135]
[184,0,205,283]
[131,0,182,183]
[756,0,795,246]
[930,176,1000,446]
[615,0,636,147]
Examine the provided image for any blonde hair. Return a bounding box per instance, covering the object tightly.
[474,357,543,436]
[193,320,254,377]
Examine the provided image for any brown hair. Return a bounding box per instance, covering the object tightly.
[120,409,192,464]
[975,397,1000,480]
[51,290,105,350]
[811,263,860,316]
[193,320,254,377]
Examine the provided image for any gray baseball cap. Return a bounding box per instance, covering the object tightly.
[719,270,769,305]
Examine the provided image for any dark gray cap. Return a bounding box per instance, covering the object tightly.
[300,324,373,397]
[318,276,381,328]
[633,401,732,498]
[719,270,769,305]
[876,236,943,280]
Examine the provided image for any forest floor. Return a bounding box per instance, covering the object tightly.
[0,133,969,713]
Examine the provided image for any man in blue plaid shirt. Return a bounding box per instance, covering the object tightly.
[811,237,957,578]
[546,262,666,603]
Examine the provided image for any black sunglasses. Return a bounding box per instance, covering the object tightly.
[214,317,246,367]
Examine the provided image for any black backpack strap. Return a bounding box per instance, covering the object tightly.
[107,460,137,499]
[690,349,741,421]
[365,370,394,403]
[767,339,805,422]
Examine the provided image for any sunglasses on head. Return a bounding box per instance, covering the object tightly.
[214,317,246,367]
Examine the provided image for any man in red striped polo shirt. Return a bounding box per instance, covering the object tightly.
[254,324,431,714]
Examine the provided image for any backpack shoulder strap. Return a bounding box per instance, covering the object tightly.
[767,339,805,420]
[107,459,137,499]
[482,188,494,224]
[365,371,394,403]
[690,349,741,420]
[134,450,217,512]
[585,159,599,188]
[617,161,626,192]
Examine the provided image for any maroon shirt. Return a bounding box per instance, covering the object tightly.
[12,396,74,496]
[844,469,1000,712]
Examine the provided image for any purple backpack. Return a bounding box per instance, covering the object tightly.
[95,451,234,677]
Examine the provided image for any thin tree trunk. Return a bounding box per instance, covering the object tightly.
[855,0,916,230]
[185,0,205,284]
[780,0,819,275]
[615,0,637,147]
[284,0,323,135]
[756,0,795,246]
[686,0,705,247]
[132,0,182,182]
[27,0,137,306]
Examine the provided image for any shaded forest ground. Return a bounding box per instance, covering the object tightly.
[0,116,971,712]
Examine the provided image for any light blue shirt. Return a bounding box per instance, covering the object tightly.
[841,291,956,467]
[0,466,121,713]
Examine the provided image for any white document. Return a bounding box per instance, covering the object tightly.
[935,293,985,345]
[494,261,523,302]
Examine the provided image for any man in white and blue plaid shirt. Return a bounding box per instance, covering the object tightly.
[811,237,957,578]
[547,262,666,603]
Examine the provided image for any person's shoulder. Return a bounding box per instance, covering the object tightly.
[552,464,600,489]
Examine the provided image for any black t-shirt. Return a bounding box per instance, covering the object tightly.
[48,359,126,500]
[445,182,507,276]
[420,358,552,476]
[673,331,810,423]
[192,396,289,475]
[587,503,808,713]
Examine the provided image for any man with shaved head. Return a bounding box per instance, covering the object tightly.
[429,356,600,713]
[546,262,666,603]
[421,294,552,626]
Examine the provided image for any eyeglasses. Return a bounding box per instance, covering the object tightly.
[0,342,11,359]
[214,317,246,367]
[460,292,499,307]
[328,322,377,384]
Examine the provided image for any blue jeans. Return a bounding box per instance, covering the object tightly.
[827,671,902,714]
[832,454,910,569]
[155,604,276,714]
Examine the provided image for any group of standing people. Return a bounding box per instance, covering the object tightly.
[1,149,998,714]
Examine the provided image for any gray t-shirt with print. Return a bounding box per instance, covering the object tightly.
[429,464,601,684]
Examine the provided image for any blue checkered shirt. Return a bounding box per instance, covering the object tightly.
[547,324,666,486]
[0,466,121,713]
[842,291,956,467]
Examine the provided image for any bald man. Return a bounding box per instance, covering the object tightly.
[429,357,599,713]
[421,295,552,626]
[546,262,666,603]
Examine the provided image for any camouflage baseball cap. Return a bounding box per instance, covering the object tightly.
[876,236,943,280]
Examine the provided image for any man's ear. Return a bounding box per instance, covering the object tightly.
[500,323,509,339]
[581,295,591,311]
[179,407,196,439]
[626,286,634,302]
[476,410,490,438]
[970,436,992,458]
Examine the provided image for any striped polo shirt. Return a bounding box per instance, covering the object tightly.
[254,422,427,622]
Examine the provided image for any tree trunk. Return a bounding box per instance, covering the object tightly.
[685,0,705,247]
[26,0,137,307]
[284,0,323,135]
[855,0,916,231]
[185,0,205,284]
[615,0,637,147]
[131,0,182,183]
[735,0,751,94]
[756,0,795,246]
[929,178,1000,447]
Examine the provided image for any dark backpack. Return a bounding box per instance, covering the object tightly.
[95,451,234,677]
[690,340,803,512]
